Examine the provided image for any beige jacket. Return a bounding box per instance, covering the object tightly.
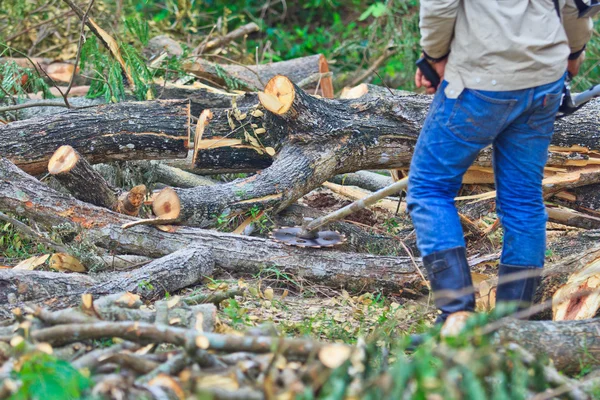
[420,0,594,98]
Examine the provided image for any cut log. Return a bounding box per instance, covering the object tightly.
[167,75,429,226]
[48,145,119,210]
[0,158,423,317]
[1,100,190,175]
[48,145,146,216]
[185,54,334,98]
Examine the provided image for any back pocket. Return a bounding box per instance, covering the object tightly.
[447,89,517,143]
[526,91,563,132]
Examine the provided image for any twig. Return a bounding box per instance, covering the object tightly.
[349,49,398,88]
[0,101,69,113]
[36,61,69,108]
[64,0,95,100]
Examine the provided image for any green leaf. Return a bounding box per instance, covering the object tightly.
[10,352,91,400]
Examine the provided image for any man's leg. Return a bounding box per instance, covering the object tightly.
[407,85,519,322]
[493,76,565,311]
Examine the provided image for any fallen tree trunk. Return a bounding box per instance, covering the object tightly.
[172,75,600,227]
[1,100,190,175]
[185,54,334,98]
[0,245,214,318]
[0,158,423,313]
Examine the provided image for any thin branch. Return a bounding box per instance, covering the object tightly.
[0,101,70,113]
[65,0,96,99]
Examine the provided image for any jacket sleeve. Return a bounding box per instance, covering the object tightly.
[419,0,460,59]
[562,0,594,57]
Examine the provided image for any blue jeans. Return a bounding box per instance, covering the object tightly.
[407,76,565,268]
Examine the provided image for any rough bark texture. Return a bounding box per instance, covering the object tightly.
[0,159,423,311]
[185,54,334,98]
[1,100,190,175]
[555,184,600,214]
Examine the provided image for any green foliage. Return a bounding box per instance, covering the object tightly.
[0,220,45,260]
[10,352,91,400]
[138,279,155,291]
[221,298,251,328]
[80,36,153,102]
[0,55,54,105]
[125,16,150,46]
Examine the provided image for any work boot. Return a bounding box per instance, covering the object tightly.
[496,264,541,314]
[422,247,475,324]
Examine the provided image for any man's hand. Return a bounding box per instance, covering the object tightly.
[415,57,447,94]
[568,51,585,76]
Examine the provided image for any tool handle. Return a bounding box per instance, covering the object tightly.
[572,83,600,107]
[416,57,441,89]
[305,177,409,232]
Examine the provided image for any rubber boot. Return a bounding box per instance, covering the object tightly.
[422,247,475,324]
[496,264,541,314]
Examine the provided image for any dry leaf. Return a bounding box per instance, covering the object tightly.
[319,344,352,369]
[263,287,274,300]
[167,296,181,308]
[116,292,141,308]
[265,147,276,156]
[254,128,266,134]
[13,254,49,270]
[49,253,86,272]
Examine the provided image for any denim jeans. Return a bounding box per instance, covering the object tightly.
[406,75,566,268]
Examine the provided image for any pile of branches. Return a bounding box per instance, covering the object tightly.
[2,292,600,399]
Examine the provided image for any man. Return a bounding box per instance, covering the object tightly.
[407,0,594,323]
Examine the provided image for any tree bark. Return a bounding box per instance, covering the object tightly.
[1,100,190,175]
[0,158,423,307]
[185,54,334,98]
